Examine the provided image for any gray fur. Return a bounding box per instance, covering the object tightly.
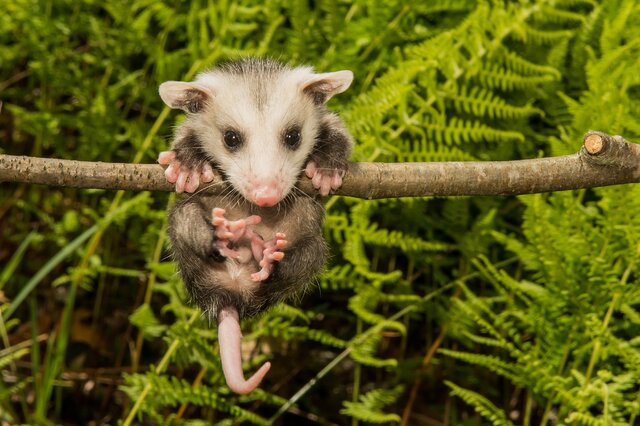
[165,58,352,320]
[311,113,352,172]
[169,129,219,177]
[169,194,327,319]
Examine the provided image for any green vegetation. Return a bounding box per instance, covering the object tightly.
[1,0,640,424]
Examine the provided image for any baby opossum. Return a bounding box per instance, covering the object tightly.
[157,58,353,394]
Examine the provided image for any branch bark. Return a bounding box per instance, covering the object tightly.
[1,131,639,198]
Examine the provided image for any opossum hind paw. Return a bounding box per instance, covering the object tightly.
[251,232,287,282]
[212,208,262,258]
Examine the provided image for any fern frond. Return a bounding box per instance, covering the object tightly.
[324,212,349,244]
[475,64,557,91]
[393,140,477,162]
[343,62,423,136]
[493,45,561,78]
[303,328,349,348]
[511,23,575,45]
[532,5,587,25]
[439,349,520,384]
[0,348,30,370]
[129,303,167,338]
[554,0,596,7]
[445,381,515,426]
[412,0,476,15]
[361,225,455,253]
[450,290,523,358]
[620,304,640,325]
[340,385,404,423]
[262,318,348,348]
[379,293,423,304]
[424,117,525,144]
[0,378,29,409]
[564,411,627,426]
[491,230,543,274]
[320,264,360,291]
[472,256,534,305]
[445,85,543,120]
[461,331,507,348]
[342,233,370,270]
[268,303,311,323]
[350,332,397,368]
[121,373,271,425]
[349,291,406,335]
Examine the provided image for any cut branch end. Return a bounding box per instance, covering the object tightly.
[584,133,604,155]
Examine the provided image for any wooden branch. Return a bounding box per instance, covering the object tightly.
[1,131,639,198]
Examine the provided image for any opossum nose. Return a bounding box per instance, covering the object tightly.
[252,185,282,207]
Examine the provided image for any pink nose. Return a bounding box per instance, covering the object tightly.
[252,186,281,207]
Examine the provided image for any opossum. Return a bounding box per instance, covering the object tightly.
[157,58,353,394]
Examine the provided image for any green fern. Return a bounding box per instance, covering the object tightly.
[350,334,398,369]
[445,85,543,120]
[129,303,167,339]
[121,373,271,425]
[445,381,515,426]
[6,0,640,424]
[442,188,640,423]
[340,385,404,423]
[492,45,562,78]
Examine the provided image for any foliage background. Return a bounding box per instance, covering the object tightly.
[1,0,640,424]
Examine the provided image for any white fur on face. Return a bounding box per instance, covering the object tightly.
[187,67,320,204]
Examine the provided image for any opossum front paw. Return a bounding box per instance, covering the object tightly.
[251,233,288,282]
[158,150,215,193]
[211,208,262,258]
[305,161,345,196]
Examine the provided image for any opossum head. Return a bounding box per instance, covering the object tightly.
[159,58,353,207]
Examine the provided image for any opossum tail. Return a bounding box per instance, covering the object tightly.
[217,306,271,394]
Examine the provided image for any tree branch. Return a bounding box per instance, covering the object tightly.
[1,131,639,198]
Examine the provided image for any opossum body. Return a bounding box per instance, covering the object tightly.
[159,58,353,394]
[169,194,326,393]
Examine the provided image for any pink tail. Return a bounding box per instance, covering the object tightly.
[217,307,271,394]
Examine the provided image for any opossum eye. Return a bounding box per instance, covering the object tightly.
[283,128,301,149]
[223,130,242,150]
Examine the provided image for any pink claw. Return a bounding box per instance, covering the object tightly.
[320,176,331,196]
[184,170,200,193]
[212,208,226,220]
[175,169,189,193]
[201,163,215,183]
[305,161,317,179]
[331,173,343,190]
[271,251,285,261]
[164,162,180,183]
[311,171,332,196]
[157,151,176,165]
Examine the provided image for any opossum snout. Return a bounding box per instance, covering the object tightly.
[249,181,283,207]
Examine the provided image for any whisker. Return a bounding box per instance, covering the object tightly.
[291,185,324,211]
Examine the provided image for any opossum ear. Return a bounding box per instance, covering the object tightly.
[301,70,354,105]
[159,81,214,113]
